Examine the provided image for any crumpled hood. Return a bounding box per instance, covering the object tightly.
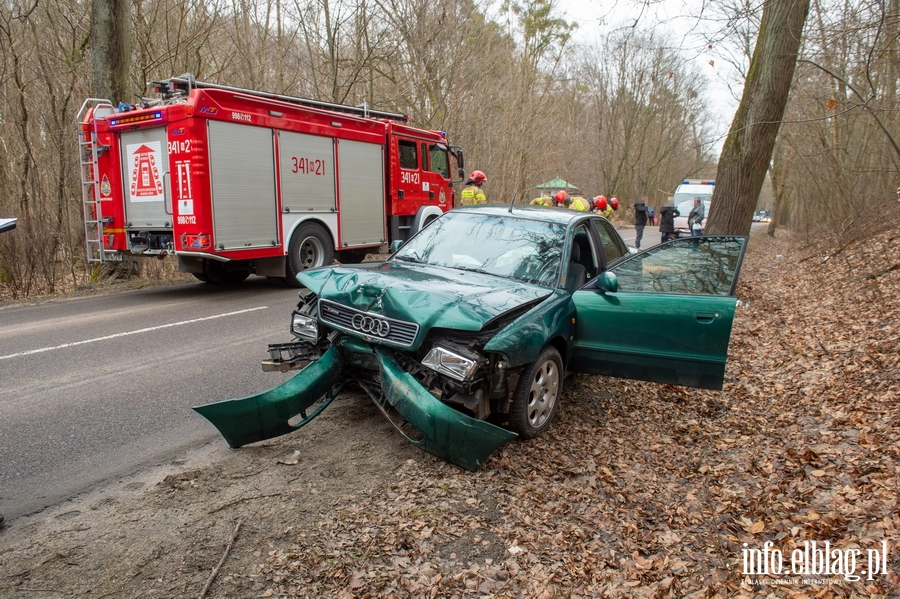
[298,262,551,349]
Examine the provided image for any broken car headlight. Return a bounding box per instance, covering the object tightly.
[422,346,478,381]
[291,311,319,341]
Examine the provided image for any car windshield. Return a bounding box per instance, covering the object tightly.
[393,212,565,287]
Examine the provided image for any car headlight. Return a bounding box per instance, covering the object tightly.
[422,346,478,381]
[291,311,319,341]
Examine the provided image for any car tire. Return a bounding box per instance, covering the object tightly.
[285,222,334,288]
[508,346,563,439]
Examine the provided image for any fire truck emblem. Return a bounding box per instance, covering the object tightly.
[100,174,112,197]
[127,142,164,202]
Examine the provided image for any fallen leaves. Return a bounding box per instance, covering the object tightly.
[242,229,898,597]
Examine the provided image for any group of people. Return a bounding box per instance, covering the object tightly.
[632,196,705,250]
[459,174,707,251]
[528,191,621,217]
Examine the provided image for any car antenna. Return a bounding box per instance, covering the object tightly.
[508,189,519,214]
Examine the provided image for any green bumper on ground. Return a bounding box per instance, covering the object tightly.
[193,345,344,448]
[372,347,516,471]
[193,341,516,471]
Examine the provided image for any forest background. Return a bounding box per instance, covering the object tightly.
[0,0,898,298]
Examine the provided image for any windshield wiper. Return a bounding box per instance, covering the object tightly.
[394,254,424,263]
[454,265,497,276]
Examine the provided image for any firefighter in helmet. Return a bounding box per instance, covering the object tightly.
[530,192,553,207]
[461,170,487,205]
[568,194,591,212]
[553,190,570,207]
[593,195,610,218]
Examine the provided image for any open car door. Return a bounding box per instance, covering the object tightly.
[569,236,747,390]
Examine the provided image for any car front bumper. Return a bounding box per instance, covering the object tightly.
[193,338,516,471]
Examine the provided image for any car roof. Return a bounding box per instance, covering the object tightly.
[450,204,591,225]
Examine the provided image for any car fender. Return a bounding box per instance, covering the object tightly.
[483,289,575,367]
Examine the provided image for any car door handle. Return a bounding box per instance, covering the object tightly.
[694,311,719,324]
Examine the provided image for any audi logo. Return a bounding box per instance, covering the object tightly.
[351,314,391,337]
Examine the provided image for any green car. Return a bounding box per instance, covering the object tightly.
[195,206,747,471]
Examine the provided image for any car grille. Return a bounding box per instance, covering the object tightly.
[318,299,419,348]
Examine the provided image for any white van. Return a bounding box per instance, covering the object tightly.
[672,179,713,236]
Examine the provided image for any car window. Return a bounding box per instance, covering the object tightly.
[571,224,598,275]
[398,139,418,169]
[393,212,565,287]
[593,219,626,266]
[429,144,449,178]
[610,236,746,296]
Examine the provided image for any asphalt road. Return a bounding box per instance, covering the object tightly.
[0,277,301,520]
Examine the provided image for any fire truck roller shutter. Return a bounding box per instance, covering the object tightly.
[207,121,279,250]
[278,131,336,212]
[120,127,170,230]
[337,139,386,247]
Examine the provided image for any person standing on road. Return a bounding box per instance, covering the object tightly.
[687,197,705,236]
[633,198,649,250]
[659,203,680,243]
[647,205,656,225]
[461,171,487,205]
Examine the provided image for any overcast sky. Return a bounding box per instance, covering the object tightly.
[557,0,743,151]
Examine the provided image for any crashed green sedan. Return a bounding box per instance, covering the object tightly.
[195,206,747,471]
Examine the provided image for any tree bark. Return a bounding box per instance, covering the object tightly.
[92,0,139,280]
[91,0,132,101]
[706,0,811,236]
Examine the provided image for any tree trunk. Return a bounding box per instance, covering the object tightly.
[92,0,140,280]
[705,0,811,236]
[768,140,787,237]
[91,0,132,101]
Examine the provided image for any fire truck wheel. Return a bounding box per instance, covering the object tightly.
[193,272,213,283]
[285,223,333,287]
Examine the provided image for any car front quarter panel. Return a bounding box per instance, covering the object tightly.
[483,289,575,367]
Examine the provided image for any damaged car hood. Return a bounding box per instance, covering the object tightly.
[297,262,552,349]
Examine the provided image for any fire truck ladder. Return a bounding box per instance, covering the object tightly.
[76,99,116,265]
[157,74,410,123]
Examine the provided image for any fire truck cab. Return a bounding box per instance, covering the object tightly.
[77,75,463,285]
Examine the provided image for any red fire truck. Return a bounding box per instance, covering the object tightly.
[77,75,464,284]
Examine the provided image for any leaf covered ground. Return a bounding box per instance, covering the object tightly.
[1,228,898,599]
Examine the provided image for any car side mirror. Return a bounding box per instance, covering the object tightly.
[389,240,404,253]
[597,271,618,293]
